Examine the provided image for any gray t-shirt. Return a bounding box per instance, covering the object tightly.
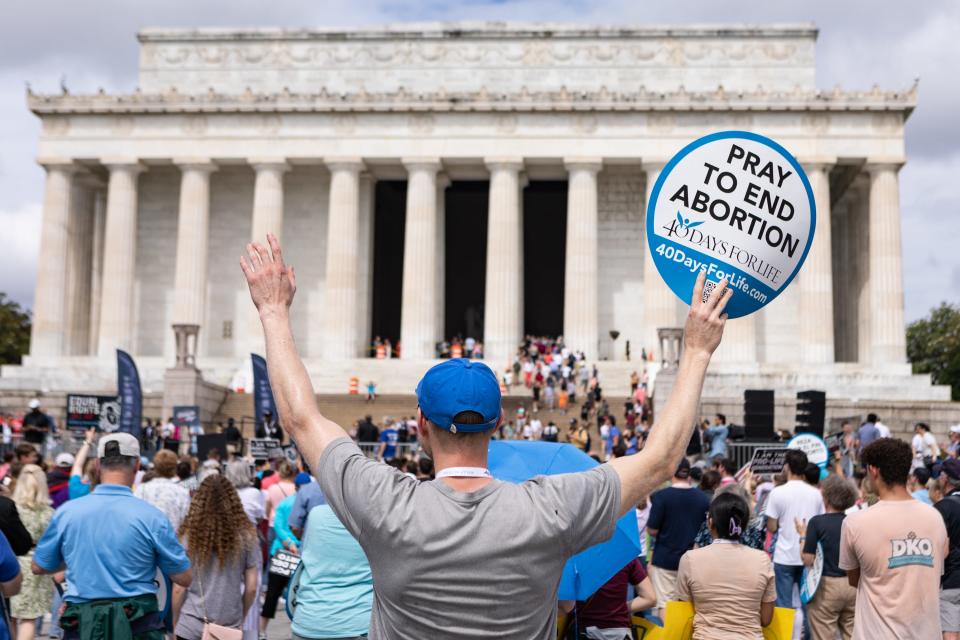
[318,437,621,640]
[174,538,260,640]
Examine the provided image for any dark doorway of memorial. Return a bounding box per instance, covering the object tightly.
[370,181,406,356]
[444,182,489,347]
[523,181,567,339]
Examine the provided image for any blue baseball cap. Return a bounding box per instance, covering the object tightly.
[415,359,501,433]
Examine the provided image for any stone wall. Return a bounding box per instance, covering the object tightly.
[597,166,645,360]
[137,24,817,95]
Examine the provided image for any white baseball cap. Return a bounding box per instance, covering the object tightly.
[28,399,40,409]
[97,432,140,459]
[55,453,75,467]
[950,425,960,434]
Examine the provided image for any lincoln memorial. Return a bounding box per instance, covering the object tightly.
[4,22,953,426]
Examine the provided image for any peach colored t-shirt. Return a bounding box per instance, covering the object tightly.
[265,480,295,526]
[839,499,949,640]
[675,541,776,640]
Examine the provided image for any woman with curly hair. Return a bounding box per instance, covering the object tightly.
[172,475,259,640]
[9,464,54,640]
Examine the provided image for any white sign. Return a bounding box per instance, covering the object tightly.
[647,131,816,317]
[788,433,829,469]
[800,543,824,604]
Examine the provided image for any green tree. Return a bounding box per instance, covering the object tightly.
[0,293,30,365]
[907,302,960,401]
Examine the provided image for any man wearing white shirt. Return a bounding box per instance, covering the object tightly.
[911,422,940,470]
[875,419,891,439]
[765,449,825,623]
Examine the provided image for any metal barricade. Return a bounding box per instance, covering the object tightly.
[358,442,420,460]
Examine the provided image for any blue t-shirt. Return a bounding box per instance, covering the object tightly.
[68,475,90,500]
[858,422,880,452]
[380,428,399,460]
[605,426,621,454]
[705,425,729,459]
[648,485,711,570]
[34,484,191,602]
[292,505,373,639]
[0,533,21,640]
[270,495,298,557]
[288,481,327,535]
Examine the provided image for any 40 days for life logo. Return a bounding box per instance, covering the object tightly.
[647,131,816,318]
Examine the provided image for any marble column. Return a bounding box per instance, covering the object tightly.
[97,161,144,357]
[853,177,872,363]
[321,158,364,360]
[799,160,836,364]
[642,161,680,358]
[436,174,450,341]
[172,160,217,335]
[357,174,376,357]
[400,159,442,360]
[868,162,907,365]
[87,188,107,355]
[65,177,98,355]
[564,159,602,361]
[30,160,78,357]
[247,159,289,353]
[484,158,524,367]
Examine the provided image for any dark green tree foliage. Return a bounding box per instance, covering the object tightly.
[907,303,960,401]
[0,293,30,365]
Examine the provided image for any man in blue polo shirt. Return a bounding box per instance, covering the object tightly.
[32,433,191,638]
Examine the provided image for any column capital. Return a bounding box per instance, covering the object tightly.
[173,158,218,173]
[436,173,451,190]
[563,157,603,172]
[249,158,291,173]
[101,158,146,174]
[866,158,906,174]
[484,157,524,172]
[402,157,443,173]
[37,157,80,173]
[799,156,838,172]
[641,159,669,172]
[324,157,365,172]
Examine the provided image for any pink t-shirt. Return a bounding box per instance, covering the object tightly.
[265,480,295,526]
[839,499,949,640]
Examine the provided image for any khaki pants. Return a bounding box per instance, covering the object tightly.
[807,575,856,640]
[649,565,678,615]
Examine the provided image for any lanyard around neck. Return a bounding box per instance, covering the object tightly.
[435,467,492,479]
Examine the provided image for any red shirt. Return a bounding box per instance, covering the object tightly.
[578,558,647,629]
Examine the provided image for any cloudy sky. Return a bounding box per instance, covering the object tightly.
[2,0,958,322]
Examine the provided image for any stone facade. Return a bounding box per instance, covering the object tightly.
[2,22,950,414]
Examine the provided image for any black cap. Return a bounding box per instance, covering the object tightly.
[675,458,691,479]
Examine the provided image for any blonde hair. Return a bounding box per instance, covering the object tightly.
[13,464,51,509]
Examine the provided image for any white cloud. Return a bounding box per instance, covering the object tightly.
[1,202,41,309]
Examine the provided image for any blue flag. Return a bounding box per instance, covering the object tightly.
[251,354,278,432]
[116,349,142,437]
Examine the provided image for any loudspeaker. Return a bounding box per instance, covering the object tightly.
[743,389,775,440]
[796,390,826,437]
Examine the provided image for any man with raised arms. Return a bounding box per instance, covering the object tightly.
[240,234,731,640]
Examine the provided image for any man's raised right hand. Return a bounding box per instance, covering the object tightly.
[683,270,731,358]
[240,233,297,318]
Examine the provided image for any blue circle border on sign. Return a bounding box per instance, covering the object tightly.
[787,433,830,470]
[645,130,817,317]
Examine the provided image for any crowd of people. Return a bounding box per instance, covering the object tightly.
[2,237,959,640]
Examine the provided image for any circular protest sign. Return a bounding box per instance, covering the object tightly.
[788,433,829,469]
[800,542,824,604]
[646,131,816,318]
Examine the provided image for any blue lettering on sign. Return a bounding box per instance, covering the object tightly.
[647,131,816,318]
